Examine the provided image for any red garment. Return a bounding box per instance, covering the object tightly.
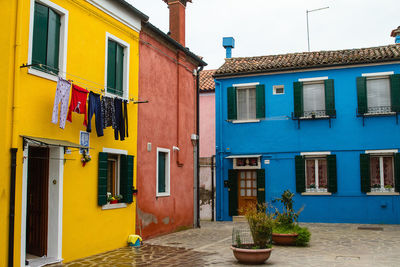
[67,84,89,126]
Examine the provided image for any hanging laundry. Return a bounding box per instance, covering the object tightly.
[51,77,71,129]
[67,84,89,126]
[123,100,129,138]
[101,96,116,129]
[87,92,104,137]
[114,98,125,141]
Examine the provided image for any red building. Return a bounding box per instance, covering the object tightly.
[137,0,206,239]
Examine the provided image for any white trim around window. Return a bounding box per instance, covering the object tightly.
[365,149,398,154]
[27,0,69,82]
[103,147,128,155]
[232,82,260,87]
[362,71,394,77]
[104,32,130,100]
[301,151,331,156]
[273,85,284,95]
[156,147,171,197]
[298,76,328,82]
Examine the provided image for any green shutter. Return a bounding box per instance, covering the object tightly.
[98,152,108,206]
[360,153,371,193]
[390,74,400,112]
[158,152,166,193]
[115,43,124,96]
[120,155,134,203]
[32,3,49,67]
[295,155,305,193]
[293,82,303,117]
[227,87,237,120]
[256,84,265,119]
[228,169,238,216]
[327,155,337,193]
[357,77,368,114]
[394,153,400,193]
[324,79,336,116]
[256,169,265,204]
[107,40,117,94]
[46,8,60,73]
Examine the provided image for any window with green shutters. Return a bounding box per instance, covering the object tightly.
[227,84,265,121]
[360,152,400,193]
[32,2,61,74]
[157,148,170,196]
[293,79,336,118]
[107,39,125,97]
[98,152,134,206]
[356,74,400,115]
[295,154,337,193]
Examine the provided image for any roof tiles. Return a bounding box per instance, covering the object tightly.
[199,69,216,92]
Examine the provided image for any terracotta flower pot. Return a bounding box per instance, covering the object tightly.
[272,233,298,245]
[110,200,118,204]
[231,246,273,264]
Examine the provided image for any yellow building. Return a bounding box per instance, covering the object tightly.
[0,0,147,266]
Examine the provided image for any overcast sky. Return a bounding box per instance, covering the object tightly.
[129,0,400,70]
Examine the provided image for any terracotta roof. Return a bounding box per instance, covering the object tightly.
[214,44,400,77]
[199,69,216,92]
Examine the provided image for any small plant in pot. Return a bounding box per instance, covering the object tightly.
[272,190,311,246]
[231,203,274,264]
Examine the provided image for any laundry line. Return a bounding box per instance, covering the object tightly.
[20,63,148,104]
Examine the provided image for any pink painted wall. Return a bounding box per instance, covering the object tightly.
[137,28,199,240]
[199,93,215,158]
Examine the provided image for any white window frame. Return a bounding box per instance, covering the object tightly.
[365,149,397,193]
[236,86,257,121]
[304,156,328,193]
[361,72,394,115]
[156,147,171,197]
[27,0,69,82]
[300,79,327,118]
[104,32,130,100]
[273,85,284,95]
[101,148,128,209]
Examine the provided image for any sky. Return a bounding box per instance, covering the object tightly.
[129,0,400,70]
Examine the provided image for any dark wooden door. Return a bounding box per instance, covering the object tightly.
[26,147,49,257]
[238,170,257,215]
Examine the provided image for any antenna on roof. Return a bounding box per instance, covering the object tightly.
[306,6,329,52]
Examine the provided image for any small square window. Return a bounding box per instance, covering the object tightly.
[273,85,284,95]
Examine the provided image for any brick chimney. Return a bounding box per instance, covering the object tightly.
[391,26,400,44]
[163,0,191,46]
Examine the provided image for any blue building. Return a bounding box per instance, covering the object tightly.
[215,33,400,224]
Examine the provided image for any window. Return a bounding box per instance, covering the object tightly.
[305,158,327,192]
[157,148,170,196]
[357,74,400,115]
[360,151,400,194]
[295,154,337,194]
[28,0,68,81]
[227,84,265,121]
[98,150,134,206]
[293,78,335,118]
[105,33,130,98]
[273,85,284,95]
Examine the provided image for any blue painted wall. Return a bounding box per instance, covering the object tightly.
[215,63,400,224]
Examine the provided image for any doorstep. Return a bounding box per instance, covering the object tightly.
[232,216,246,222]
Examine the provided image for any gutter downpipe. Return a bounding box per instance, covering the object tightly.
[10,0,23,266]
[196,65,203,228]
[211,154,215,221]
[214,79,224,221]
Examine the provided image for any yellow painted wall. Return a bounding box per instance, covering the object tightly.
[1,0,140,265]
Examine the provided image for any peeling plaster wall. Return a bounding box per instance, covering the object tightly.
[200,158,214,220]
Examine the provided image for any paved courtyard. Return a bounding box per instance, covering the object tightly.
[50,221,400,267]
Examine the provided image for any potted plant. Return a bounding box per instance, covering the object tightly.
[115,194,123,203]
[272,190,311,246]
[231,203,274,264]
[371,183,381,192]
[81,150,91,167]
[108,195,118,204]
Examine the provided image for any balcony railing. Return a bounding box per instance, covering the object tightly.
[356,106,398,126]
[291,109,336,129]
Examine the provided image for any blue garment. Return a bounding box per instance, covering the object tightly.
[114,98,125,141]
[86,92,104,137]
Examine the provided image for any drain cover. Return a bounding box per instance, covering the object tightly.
[357,226,383,231]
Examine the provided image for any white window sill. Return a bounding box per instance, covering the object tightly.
[301,192,332,196]
[299,115,330,119]
[156,193,170,197]
[231,119,260,124]
[363,112,396,116]
[367,192,399,196]
[102,203,127,210]
[28,68,59,82]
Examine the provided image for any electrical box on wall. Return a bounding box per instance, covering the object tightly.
[147,142,152,152]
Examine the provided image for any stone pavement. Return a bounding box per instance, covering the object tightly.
[50,221,400,267]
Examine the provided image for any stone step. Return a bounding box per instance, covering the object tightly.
[232,216,246,222]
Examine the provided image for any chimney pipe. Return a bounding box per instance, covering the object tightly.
[391,26,400,44]
[164,0,191,46]
[222,37,235,58]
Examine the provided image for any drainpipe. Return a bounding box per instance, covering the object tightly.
[9,0,23,266]
[211,154,215,221]
[214,80,223,221]
[195,65,203,228]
